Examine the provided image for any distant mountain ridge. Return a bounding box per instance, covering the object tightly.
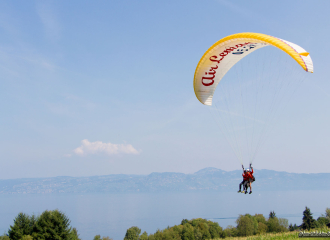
[0,168,329,194]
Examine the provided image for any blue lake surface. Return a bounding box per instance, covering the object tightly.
[1,190,329,240]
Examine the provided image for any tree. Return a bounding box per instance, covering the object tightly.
[32,210,72,240]
[301,207,317,230]
[236,214,257,236]
[208,222,223,239]
[181,222,195,240]
[181,219,189,225]
[289,223,299,231]
[318,208,330,227]
[269,211,276,219]
[224,225,237,237]
[124,227,141,240]
[21,236,33,240]
[267,217,279,233]
[265,211,288,233]
[325,208,330,219]
[140,231,148,240]
[278,218,289,230]
[8,213,34,240]
[69,227,81,240]
[257,222,268,234]
[0,235,10,240]
[93,235,102,240]
[316,217,330,228]
[254,214,267,225]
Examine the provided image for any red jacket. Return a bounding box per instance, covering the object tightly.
[242,172,249,181]
[247,168,254,179]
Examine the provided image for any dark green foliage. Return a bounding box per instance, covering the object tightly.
[263,211,288,233]
[146,218,224,240]
[140,231,148,240]
[69,227,81,240]
[267,217,288,233]
[236,214,257,236]
[153,228,181,240]
[254,214,267,225]
[269,211,276,219]
[317,217,330,227]
[20,236,33,240]
[180,223,194,240]
[326,208,330,218]
[223,225,237,237]
[31,210,72,240]
[124,226,141,240]
[224,213,288,237]
[257,222,268,234]
[208,222,222,239]
[254,214,268,234]
[301,206,317,230]
[93,235,113,240]
[93,237,112,240]
[289,223,299,231]
[317,208,330,228]
[8,210,79,240]
[127,214,293,240]
[93,235,102,240]
[181,219,189,225]
[8,213,35,240]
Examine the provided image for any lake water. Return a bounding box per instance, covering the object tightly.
[1,190,329,240]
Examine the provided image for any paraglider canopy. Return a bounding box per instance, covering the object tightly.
[193,32,313,165]
[194,32,313,106]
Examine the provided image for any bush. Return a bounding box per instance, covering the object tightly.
[257,222,268,234]
[146,218,224,240]
[236,214,257,236]
[223,225,237,237]
[316,217,330,228]
[254,214,267,225]
[289,223,300,231]
[267,217,280,233]
[124,227,141,240]
[94,235,102,240]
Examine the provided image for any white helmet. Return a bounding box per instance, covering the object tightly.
[246,168,250,172]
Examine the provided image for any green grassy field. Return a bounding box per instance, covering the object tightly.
[221,228,330,240]
[224,232,298,240]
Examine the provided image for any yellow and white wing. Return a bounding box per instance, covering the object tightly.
[194,32,313,106]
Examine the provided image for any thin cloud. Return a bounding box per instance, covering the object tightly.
[36,1,61,41]
[74,139,140,156]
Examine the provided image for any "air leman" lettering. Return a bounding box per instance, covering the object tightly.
[201,42,251,86]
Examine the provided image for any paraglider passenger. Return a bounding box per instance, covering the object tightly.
[238,165,249,193]
[247,163,254,194]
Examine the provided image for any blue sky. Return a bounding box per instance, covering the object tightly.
[0,0,329,179]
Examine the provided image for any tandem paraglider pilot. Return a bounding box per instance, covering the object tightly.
[238,164,255,194]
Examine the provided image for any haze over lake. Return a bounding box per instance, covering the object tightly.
[1,190,329,240]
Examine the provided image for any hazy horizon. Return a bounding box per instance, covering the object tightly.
[1,166,330,180]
